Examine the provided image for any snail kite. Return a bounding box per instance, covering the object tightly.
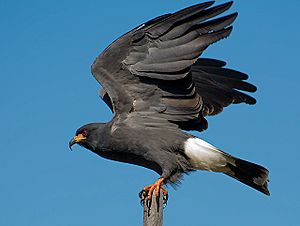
[69,1,270,201]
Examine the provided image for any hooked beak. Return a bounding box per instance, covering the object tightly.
[69,134,87,151]
[69,138,76,151]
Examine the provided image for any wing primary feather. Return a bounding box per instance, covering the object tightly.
[193,58,226,67]
[188,13,238,35]
[145,1,216,38]
[193,66,249,80]
[161,1,234,40]
[131,27,233,75]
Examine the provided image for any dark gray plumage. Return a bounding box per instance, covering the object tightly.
[70,1,270,197]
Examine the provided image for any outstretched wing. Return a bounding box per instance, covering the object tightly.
[92,1,256,132]
[191,58,257,116]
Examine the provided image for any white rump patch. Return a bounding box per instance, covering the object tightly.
[184,138,228,172]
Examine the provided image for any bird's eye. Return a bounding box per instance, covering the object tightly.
[82,129,88,137]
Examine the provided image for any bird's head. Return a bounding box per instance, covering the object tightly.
[69,123,105,151]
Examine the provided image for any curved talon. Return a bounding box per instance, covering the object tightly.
[163,193,168,208]
[139,190,145,199]
[146,198,152,208]
[139,190,148,206]
[139,178,168,207]
[163,193,168,202]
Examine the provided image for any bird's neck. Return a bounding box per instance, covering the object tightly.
[88,122,111,151]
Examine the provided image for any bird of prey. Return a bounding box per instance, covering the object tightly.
[69,1,270,203]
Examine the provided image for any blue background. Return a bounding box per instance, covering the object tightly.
[1,0,299,225]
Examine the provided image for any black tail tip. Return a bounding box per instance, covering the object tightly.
[226,158,270,196]
[253,172,270,196]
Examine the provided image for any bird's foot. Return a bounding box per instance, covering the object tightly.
[139,178,168,208]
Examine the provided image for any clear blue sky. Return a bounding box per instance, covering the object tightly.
[1,0,299,225]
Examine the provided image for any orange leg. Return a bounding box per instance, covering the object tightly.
[139,178,168,206]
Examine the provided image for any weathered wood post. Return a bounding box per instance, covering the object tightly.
[143,189,164,226]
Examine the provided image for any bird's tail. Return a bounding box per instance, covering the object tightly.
[183,137,270,195]
[224,156,270,195]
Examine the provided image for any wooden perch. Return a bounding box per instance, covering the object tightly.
[143,189,164,226]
